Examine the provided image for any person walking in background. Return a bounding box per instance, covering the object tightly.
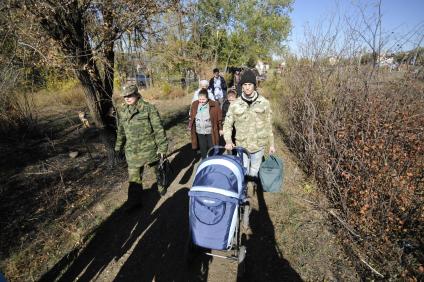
[189,79,215,130]
[115,84,169,210]
[222,88,237,120]
[209,68,227,107]
[221,88,237,145]
[229,69,242,97]
[189,89,223,159]
[223,69,276,178]
[192,79,215,102]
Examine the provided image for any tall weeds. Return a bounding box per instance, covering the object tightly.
[277,60,423,278]
[0,66,39,139]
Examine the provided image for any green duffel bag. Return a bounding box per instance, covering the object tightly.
[259,155,284,192]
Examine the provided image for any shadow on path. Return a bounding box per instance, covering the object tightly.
[167,143,200,186]
[40,188,210,282]
[114,188,210,282]
[39,188,161,282]
[239,188,303,282]
[163,107,190,130]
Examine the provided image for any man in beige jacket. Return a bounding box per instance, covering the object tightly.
[223,69,276,177]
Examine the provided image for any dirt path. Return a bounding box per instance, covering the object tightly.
[30,95,359,282]
[38,139,358,281]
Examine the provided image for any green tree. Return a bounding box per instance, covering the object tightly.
[233,0,292,62]
[195,0,292,67]
[149,0,292,75]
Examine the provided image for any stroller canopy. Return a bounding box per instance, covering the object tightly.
[191,155,246,200]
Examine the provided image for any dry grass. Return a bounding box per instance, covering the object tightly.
[34,83,86,109]
[112,85,189,109]
[0,81,86,137]
[142,84,187,100]
[1,166,127,282]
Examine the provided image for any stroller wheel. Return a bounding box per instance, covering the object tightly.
[238,245,246,263]
[242,205,250,229]
[237,245,247,277]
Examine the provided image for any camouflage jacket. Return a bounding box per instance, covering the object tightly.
[223,93,274,152]
[114,99,168,166]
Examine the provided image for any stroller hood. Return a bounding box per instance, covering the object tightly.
[191,155,246,199]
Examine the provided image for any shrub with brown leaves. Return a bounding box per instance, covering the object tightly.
[279,62,424,279]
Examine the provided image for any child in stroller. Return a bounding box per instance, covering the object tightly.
[187,145,251,273]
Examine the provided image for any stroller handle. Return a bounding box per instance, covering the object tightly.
[206,145,251,160]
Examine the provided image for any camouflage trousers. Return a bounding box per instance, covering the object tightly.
[128,161,160,187]
[242,149,264,177]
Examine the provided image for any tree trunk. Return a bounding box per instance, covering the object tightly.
[103,48,117,166]
[103,2,115,101]
[34,1,117,161]
[101,7,117,165]
[75,67,116,166]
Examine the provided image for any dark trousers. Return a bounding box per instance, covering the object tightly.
[197,133,213,159]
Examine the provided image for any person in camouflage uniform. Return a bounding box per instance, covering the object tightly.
[115,84,168,208]
[223,69,276,177]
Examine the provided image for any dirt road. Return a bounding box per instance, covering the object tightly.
[38,138,358,281]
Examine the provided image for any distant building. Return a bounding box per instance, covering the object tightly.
[378,54,398,71]
[276,61,286,74]
[378,54,394,66]
[329,56,338,66]
[255,60,270,76]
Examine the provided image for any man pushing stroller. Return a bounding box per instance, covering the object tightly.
[186,69,276,267]
[223,69,276,179]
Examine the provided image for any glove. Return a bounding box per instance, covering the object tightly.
[114,149,125,163]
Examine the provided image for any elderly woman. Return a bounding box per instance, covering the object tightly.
[192,79,215,102]
[189,89,223,159]
[189,79,215,130]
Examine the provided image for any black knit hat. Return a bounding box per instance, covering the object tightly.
[239,69,256,86]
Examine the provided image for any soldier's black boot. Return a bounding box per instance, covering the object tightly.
[125,182,143,212]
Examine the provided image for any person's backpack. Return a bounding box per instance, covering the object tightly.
[259,155,284,192]
[158,156,172,188]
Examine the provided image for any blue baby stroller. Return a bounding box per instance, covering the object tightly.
[187,146,251,273]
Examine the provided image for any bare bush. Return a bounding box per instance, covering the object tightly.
[0,65,21,135]
[279,54,423,280]
[0,68,40,138]
[277,1,424,278]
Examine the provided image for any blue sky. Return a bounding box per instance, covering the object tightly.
[288,0,424,54]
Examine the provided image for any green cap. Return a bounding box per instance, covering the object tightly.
[121,84,138,97]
